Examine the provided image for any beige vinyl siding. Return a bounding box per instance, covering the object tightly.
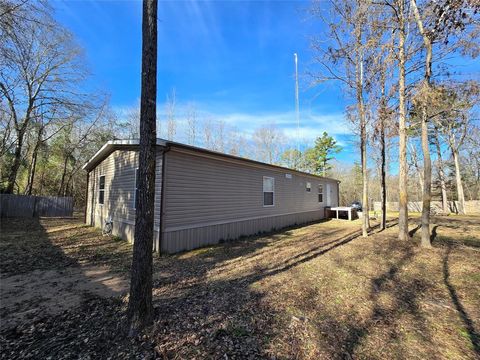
[163,148,338,231]
[86,149,163,249]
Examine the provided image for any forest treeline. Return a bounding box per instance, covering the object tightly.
[0,1,344,205]
[1,0,479,244]
[307,0,479,245]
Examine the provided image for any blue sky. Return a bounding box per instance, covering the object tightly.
[54,0,354,159]
[53,0,479,167]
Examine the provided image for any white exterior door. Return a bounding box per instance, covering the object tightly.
[326,183,331,206]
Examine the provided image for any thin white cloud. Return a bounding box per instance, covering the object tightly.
[113,100,352,147]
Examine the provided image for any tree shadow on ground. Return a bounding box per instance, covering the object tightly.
[0,216,128,358]
[323,229,435,359]
[148,220,409,358]
[442,244,480,355]
[0,217,79,275]
[3,216,479,359]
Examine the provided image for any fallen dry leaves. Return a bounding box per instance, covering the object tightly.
[1,215,479,359]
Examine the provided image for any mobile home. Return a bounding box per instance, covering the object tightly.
[83,139,340,253]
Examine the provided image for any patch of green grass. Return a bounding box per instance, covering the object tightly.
[458,328,475,350]
[467,273,480,282]
[227,325,250,337]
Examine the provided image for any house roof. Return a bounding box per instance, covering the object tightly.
[82,138,340,183]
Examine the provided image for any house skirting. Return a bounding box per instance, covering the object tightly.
[92,209,325,254]
[160,209,324,254]
[91,213,160,252]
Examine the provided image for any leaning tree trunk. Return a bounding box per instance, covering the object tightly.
[127,0,158,336]
[452,149,466,215]
[5,126,26,193]
[411,0,433,248]
[25,127,44,195]
[397,0,409,240]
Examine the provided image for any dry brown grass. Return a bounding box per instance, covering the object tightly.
[1,215,479,359]
[0,217,132,275]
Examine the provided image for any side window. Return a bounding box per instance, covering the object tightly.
[263,176,274,207]
[306,182,311,192]
[318,184,323,203]
[99,175,105,205]
[134,168,139,208]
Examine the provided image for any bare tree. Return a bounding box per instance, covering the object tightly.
[226,127,247,156]
[202,117,214,150]
[410,0,434,247]
[407,138,424,196]
[213,120,226,153]
[432,129,449,212]
[24,105,63,195]
[310,0,374,236]
[252,124,285,164]
[165,88,176,141]
[127,0,157,335]
[120,102,140,139]
[410,0,479,243]
[435,83,479,214]
[186,103,197,146]
[371,62,394,230]
[396,0,411,240]
[0,11,87,193]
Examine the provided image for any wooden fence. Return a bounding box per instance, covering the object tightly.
[373,200,480,214]
[0,194,73,218]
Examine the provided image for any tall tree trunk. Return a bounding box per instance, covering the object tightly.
[420,107,432,247]
[355,17,369,237]
[397,0,409,240]
[5,126,26,193]
[25,146,38,195]
[25,127,44,195]
[411,0,432,247]
[452,149,466,214]
[434,135,448,213]
[408,141,424,195]
[380,109,387,230]
[58,153,69,196]
[379,72,388,230]
[127,0,157,335]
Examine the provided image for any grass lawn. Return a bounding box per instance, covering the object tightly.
[1,214,479,359]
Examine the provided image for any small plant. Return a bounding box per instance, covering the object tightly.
[112,235,123,242]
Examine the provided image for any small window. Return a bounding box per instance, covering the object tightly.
[306,182,311,192]
[263,176,274,206]
[98,175,105,205]
[134,168,139,208]
[318,184,323,203]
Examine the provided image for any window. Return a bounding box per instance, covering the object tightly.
[263,176,274,206]
[98,175,105,205]
[306,182,311,192]
[318,184,323,203]
[134,168,139,208]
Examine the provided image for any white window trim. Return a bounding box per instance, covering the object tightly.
[306,182,311,192]
[318,184,324,203]
[263,176,275,207]
[133,168,139,209]
[98,174,106,206]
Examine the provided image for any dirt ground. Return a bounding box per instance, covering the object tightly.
[0,218,130,332]
[0,215,479,359]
